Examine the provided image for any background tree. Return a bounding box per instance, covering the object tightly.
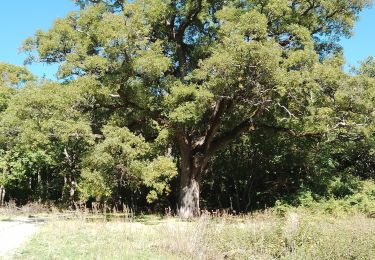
[0,63,35,205]
[0,81,93,205]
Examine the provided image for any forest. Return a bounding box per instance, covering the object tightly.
[1,0,375,220]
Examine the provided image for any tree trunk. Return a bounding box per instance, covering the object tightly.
[69,177,77,208]
[176,132,210,218]
[63,176,77,208]
[178,167,200,218]
[0,185,5,206]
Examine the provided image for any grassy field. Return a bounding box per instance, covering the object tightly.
[7,211,375,260]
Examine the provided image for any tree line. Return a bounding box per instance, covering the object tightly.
[1,0,375,217]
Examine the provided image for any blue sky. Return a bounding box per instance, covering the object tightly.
[0,1,375,80]
[0,0,78,79]
[340,7,375,68]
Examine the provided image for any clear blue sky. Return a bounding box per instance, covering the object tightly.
[340,7,375,68]
[0,1,375,80]
[0,0,78,79]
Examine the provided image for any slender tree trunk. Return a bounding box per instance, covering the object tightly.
[0,185,5,206]
[69,177,77,208]
[63,176,76,208]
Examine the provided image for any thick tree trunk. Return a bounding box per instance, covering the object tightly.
[178,167,200,218]
[176,131,210,218]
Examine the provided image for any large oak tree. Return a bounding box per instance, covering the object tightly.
[23,0,371,217]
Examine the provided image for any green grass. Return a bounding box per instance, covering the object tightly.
[12,212,375,260]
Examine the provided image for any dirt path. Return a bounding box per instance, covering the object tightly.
[0,217,41,258]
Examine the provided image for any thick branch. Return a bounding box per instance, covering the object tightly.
[311,8,343,35]
[202,98,233,153]
[115,87,166,124]
[172,0,203,78]
[301,0,317,16]
[208,121,322,156]
[208,119,255,156]
[176,129,191,160]
[175,0,203,42]
[116,86,150,112]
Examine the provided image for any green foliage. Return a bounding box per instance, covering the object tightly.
[78,169,112,201]
[80,125,177,203]
[0,63,34,88]
[0,85,15,113]
[143,156,177,203]
[274,180,375,216]
[0,63,34,114]
[1,0,375,214]
[0,82,93,203]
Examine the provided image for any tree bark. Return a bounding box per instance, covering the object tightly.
[178,165,200,218]
[176,131,204,218]
[0,185,5,206]
[69,178,77,206]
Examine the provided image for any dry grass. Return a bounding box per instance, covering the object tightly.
[8,211,375,260]
[0,201,54,217]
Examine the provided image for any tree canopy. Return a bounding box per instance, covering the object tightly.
[1,0,374,217]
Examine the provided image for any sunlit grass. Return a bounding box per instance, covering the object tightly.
[12,212,375,260]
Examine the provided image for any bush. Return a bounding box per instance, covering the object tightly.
[275,180,375,216]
